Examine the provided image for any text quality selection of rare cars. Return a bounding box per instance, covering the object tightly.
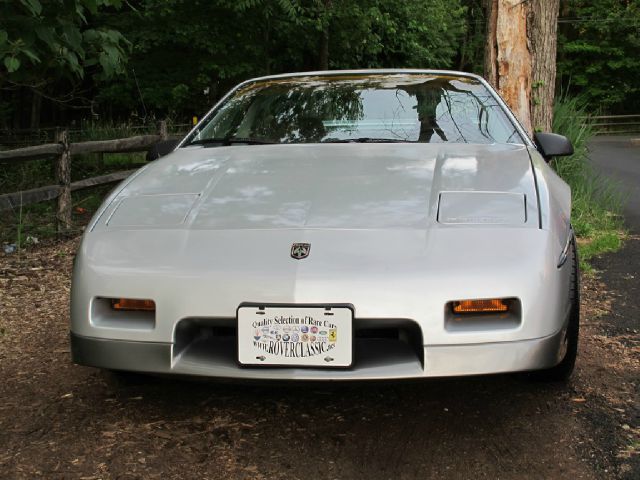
[70,70,579,381]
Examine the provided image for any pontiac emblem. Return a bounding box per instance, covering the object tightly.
[291,243,311,260]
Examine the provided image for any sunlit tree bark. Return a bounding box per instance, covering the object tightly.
[484,0,560,135]
[529,0,560,132]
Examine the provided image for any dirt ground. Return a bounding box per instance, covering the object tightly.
[0,236,638,480]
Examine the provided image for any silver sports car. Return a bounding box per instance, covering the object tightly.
[70,70,579,381]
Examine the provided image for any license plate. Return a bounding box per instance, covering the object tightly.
[237,305,353,367]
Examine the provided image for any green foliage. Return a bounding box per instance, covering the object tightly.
[0,0,130,81]
[557,0,640,114]
[0,0,636,125]
[318,0,466,69]
[551,94,625,270]
[95,0,466,119]
[0,185,115,244]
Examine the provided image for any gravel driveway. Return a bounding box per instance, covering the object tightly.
[0,236,638,479]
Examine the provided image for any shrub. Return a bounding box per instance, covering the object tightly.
[551,95,625,270]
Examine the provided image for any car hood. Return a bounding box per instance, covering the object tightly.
[94,143,539,231]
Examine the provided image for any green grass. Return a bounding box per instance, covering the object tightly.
[0,158,137,245]
[69,120,157,143]
[0,186,116,244]
[578,231,623,267]
[551,95,626,271]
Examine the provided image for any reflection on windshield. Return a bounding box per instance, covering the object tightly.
[186,75,522,146]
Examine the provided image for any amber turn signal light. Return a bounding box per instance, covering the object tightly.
[111,298,156,312]
[452,298,509,314]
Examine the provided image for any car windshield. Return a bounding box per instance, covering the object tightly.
[184,74,524,146]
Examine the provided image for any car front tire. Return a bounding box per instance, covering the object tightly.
[530,234,580,382]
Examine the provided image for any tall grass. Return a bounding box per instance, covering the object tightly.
[551,95,626,269]
[70,120,156,143]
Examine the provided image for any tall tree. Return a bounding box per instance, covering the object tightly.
[484,0,532,133]
[484,0,560,134]
[529,1,560,132]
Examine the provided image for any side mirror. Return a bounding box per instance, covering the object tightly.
[146,139,180,161]
[534,132,574,162]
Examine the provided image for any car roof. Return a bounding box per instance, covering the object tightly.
[244,69,486,84]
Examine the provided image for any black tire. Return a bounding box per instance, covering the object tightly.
[530,234,580,382]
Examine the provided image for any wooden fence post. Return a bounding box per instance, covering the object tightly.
[55,129,72,234]
[159,120,168,141]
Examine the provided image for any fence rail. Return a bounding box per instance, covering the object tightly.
[0,170,136,212]
[0,123,193,148]
[0,134,162,162]
[583,114,640,135]
[0,121,170,233]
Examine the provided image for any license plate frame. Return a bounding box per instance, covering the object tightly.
[237,303,354,368]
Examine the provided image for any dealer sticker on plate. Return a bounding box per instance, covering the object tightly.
[237,305,353,367]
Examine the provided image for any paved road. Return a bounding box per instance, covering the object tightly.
[588,135,640,478]
[588,135,640,229]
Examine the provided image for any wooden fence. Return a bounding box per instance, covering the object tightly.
[0,121,170,233]
[0,123,194,149]
[585,114,640,135]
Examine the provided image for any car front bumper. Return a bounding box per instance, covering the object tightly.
[70,327,565,380]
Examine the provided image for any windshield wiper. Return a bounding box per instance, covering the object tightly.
[187,137,275,146]
[322,137,414,144]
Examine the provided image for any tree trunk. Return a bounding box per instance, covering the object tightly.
[30,90,42,130]
[484,0,532,135]
[13,88,23,130]
[458,28,468,71]
[0,80,6,130]
[484,0,498,87]
[528,0,560,132]
[319,30,329,70]
[318,0,332,70]
[484,0,560,136]
[264,15,271,75]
